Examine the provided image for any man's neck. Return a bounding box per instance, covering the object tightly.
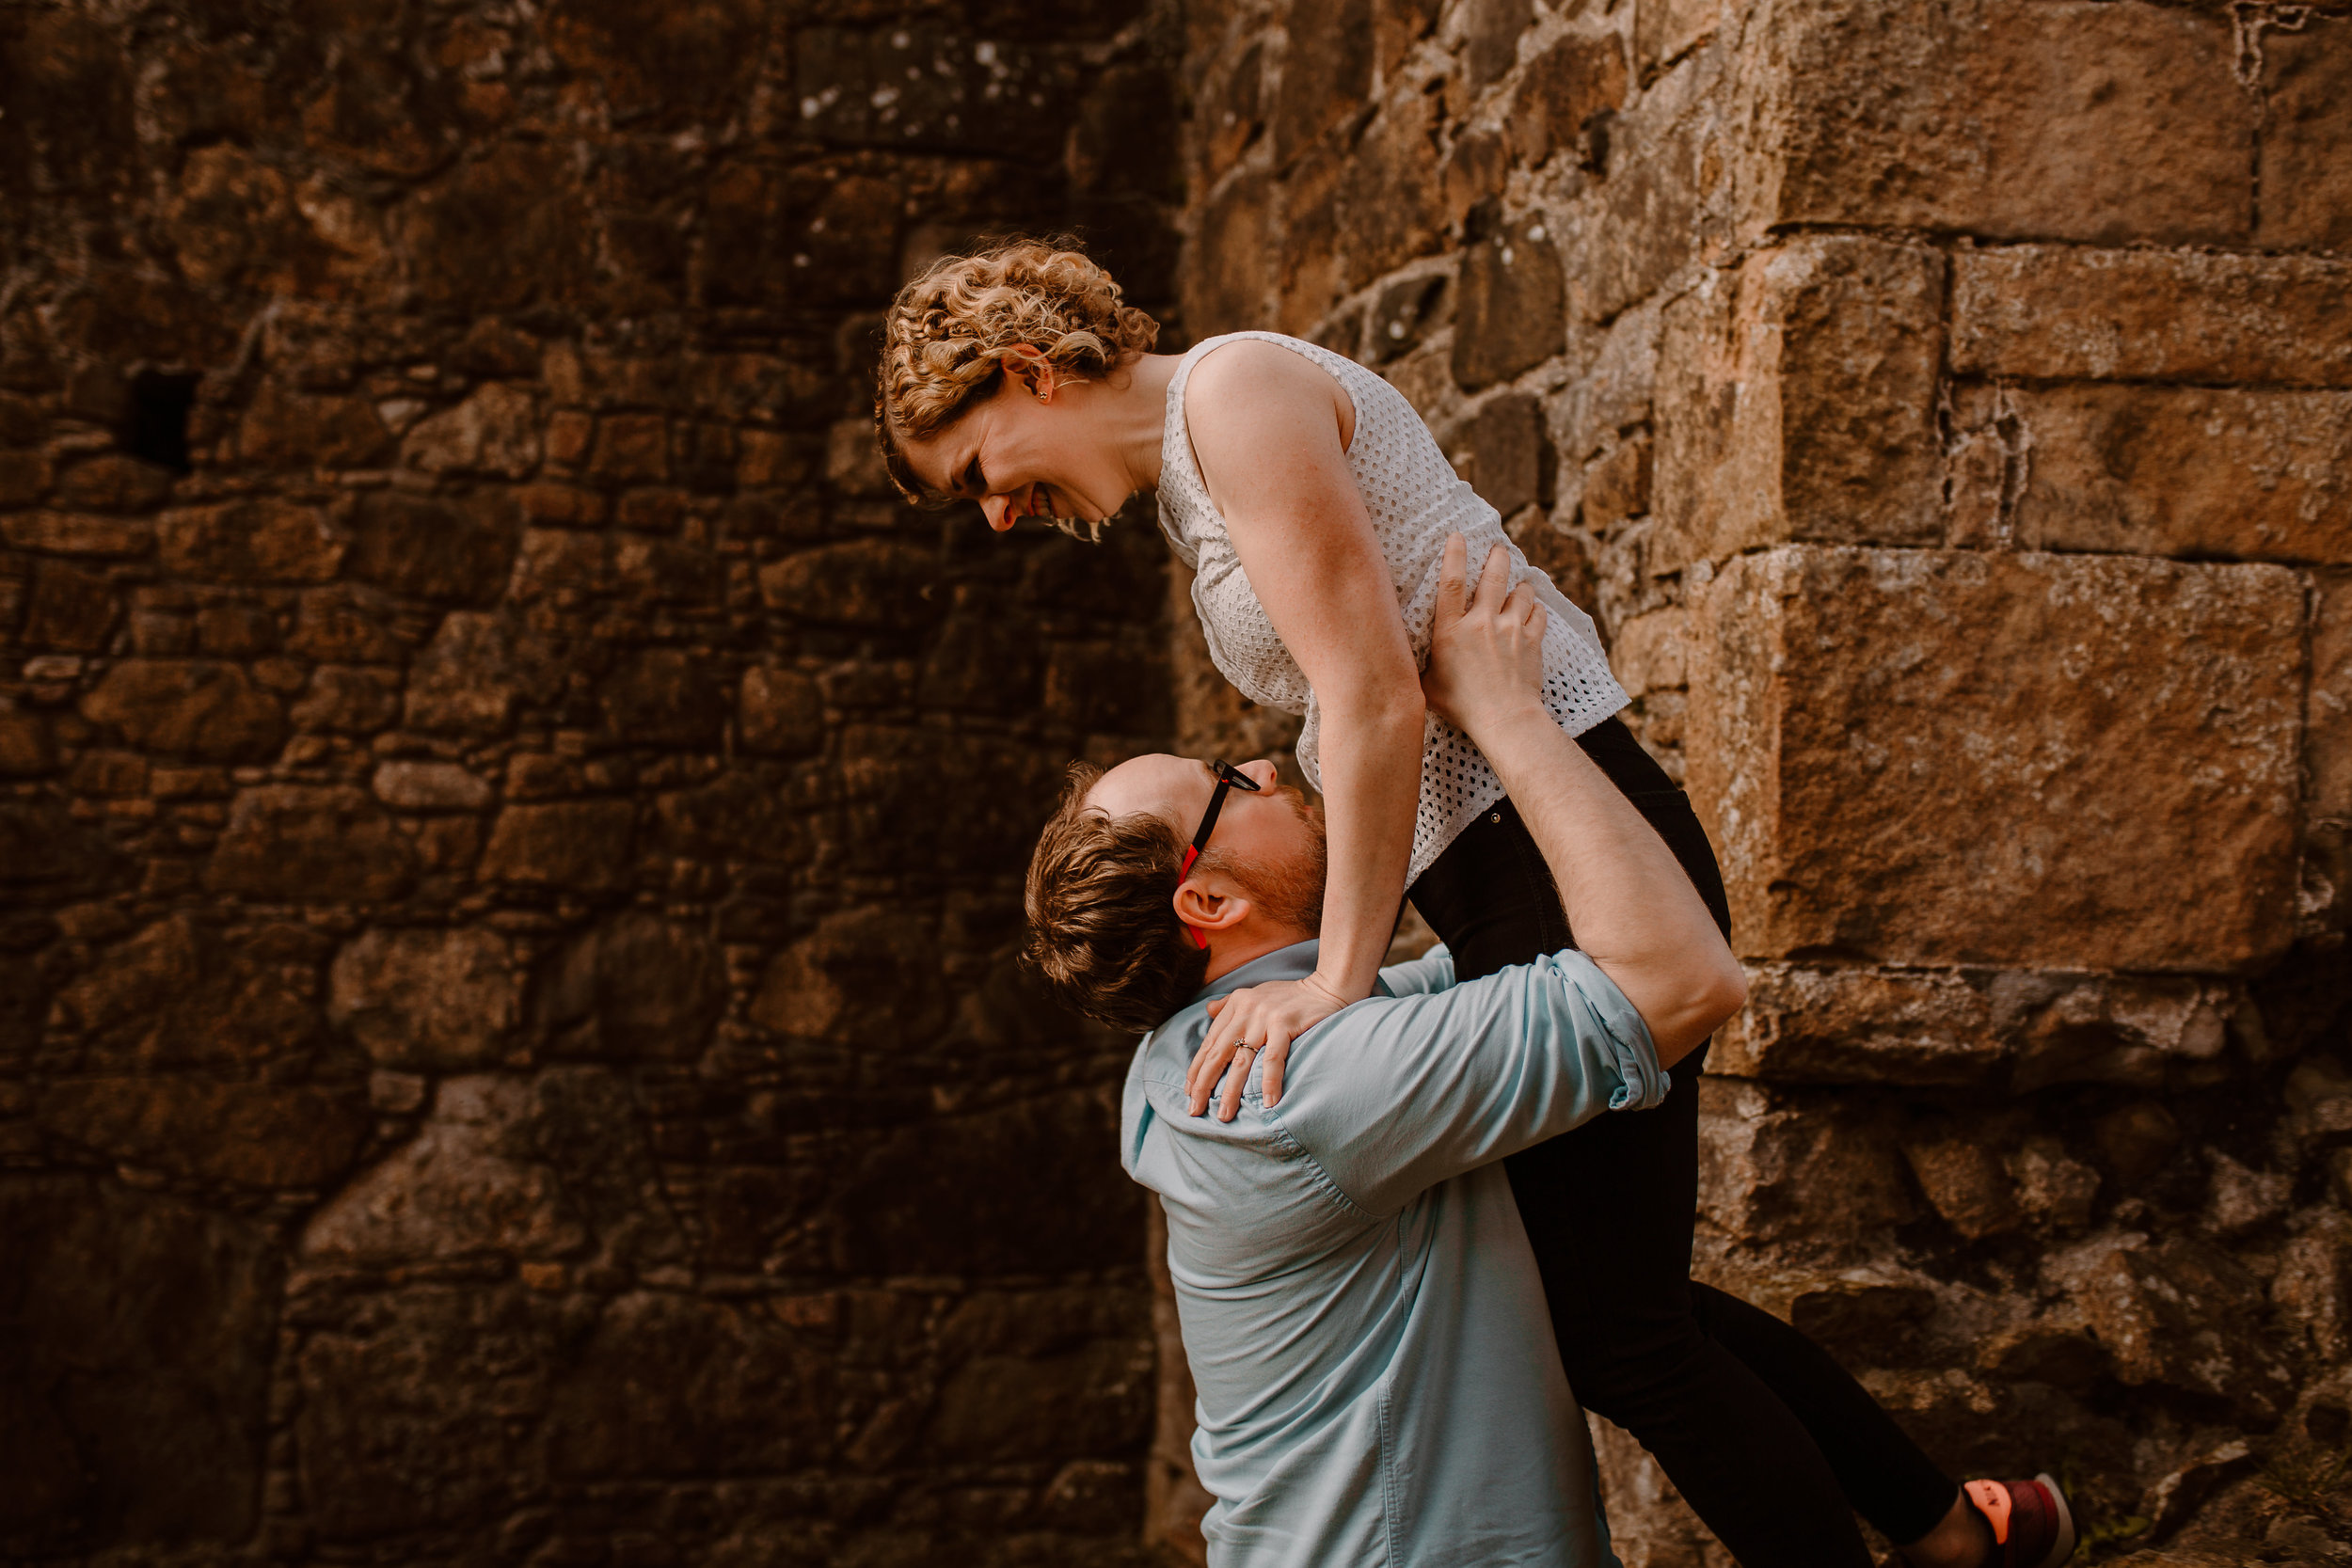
[1202,925,1314,985]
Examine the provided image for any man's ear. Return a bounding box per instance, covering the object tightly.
[998,344,1057,403]
[1172,876,1251,938]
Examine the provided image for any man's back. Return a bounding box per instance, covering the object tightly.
[1122,939,1667,1567]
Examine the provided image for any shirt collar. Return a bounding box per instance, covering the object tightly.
[1189,939,1320,1008]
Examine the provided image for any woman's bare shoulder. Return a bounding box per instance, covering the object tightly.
[1184,337,1353,453]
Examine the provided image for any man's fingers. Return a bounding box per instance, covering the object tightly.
[1474,542,1513,610]
[1433,532,1469,626]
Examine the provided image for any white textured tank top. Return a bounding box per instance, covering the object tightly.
[1156,331,1629,887]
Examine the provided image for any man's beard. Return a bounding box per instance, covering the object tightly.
[1208,787,1327,933]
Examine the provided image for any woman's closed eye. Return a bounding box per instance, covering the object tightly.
[962,455,989,498]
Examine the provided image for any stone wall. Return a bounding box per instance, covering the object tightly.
[0,1,1184,1562]
[1178,0,2351,1561]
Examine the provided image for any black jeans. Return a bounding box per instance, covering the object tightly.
[1407,717,1957,1567]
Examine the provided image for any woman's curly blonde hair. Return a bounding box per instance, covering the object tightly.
[875,235,1159,536]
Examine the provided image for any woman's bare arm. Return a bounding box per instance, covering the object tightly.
[1179,340,1425,1117]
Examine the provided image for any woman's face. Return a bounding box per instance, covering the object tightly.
[898,376,1132,532]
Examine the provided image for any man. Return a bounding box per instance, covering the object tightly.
[1021,542,1750,1566]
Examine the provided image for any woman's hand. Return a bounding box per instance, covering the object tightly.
[1184,973,1352,1120]
[1421,533,1549,737]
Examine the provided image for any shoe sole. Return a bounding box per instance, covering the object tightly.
[2030,1472,2077,1568]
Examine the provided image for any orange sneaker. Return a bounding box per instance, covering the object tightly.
[1963,1475,2077,1568]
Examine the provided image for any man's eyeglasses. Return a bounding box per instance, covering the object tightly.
[1179,759,1262,949]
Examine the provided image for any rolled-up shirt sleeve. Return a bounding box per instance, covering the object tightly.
[1272,948,1668,1217]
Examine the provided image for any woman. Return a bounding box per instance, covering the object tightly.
[876,237,2073,1568]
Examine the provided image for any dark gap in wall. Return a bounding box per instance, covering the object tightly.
[118,371,199,473]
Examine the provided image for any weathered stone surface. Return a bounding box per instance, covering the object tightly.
[80,659,285,763]
[1458,0,1531,89]
[1,512,152,556]
[39,1080,369,1187]
[1454,393,1546,517]
[1187,172,1272,334]
[1997,387,2352,565]
[1506,31,1627,167]
[403,610,561,735]
[2049,1234,2293,1421]
[1772,0,2251,245]
[834,1089,1147,1277]
[346,489,521,604]
[301,1075,580,1262]
[1452,214,1563,390]
[757,538,943,633]
[930,1335,1156,1463]
[750,905,945,1047]
[236,380,395,469]
[534,911,726,1059]
[58,913,325,1069]
[23,559,122,653]
[1654,237,1945,570]
[1635,0,1717,79]
[288,666,401,733]
[599,646,724,747]
[1713,961,2243,1090]
[294,1285,568,1538]
[1686,548,2304,971]
[51,453,174,514]
[0,1176,278,1547]
[1696,1079,1915,1255]
[2257,19,2352,253]
[2314,573,2352,824]
[401,382,542,477]
[157,498,342,583]
[1336,87,1443,291]
[371,759,494,811]
[328,927,521,1070]
[1273,0,1374,165]
[206,785,419,903]
[0,798,130,903]
[477,800,636,892]
[1950,247,2352,388]
[739,666,824,755]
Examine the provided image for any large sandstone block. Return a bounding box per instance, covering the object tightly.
[1685,548,2304,971]
[2257,18,2352,253]
[1769,0,2252,245]
[1716,962,2242,1091]
[1452,214,1563,391]
[1950,248,2352,388]
[1695,1079,1915,1257]
[328,927,522,1070]
[1995,386,2352,565]
[1654,238,1944,570]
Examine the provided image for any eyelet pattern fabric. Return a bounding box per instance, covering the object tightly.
[1157,331,1629,885]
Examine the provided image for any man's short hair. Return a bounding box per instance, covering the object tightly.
[1025,763,1212,1035]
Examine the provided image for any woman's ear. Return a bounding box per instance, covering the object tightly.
[998,344,1057,404]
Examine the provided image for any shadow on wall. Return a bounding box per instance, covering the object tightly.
[0,0,1189,1560]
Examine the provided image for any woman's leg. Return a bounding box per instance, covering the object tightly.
[1408,717,1957,1567]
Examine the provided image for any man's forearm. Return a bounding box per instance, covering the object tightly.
[1464,703,1744,1063]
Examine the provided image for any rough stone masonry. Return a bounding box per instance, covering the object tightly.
[1172,0,2351,1562]
[4,1,2349,1567]
[0,0,1184,1562]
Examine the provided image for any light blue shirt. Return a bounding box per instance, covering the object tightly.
[1120,939,1669,1568]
